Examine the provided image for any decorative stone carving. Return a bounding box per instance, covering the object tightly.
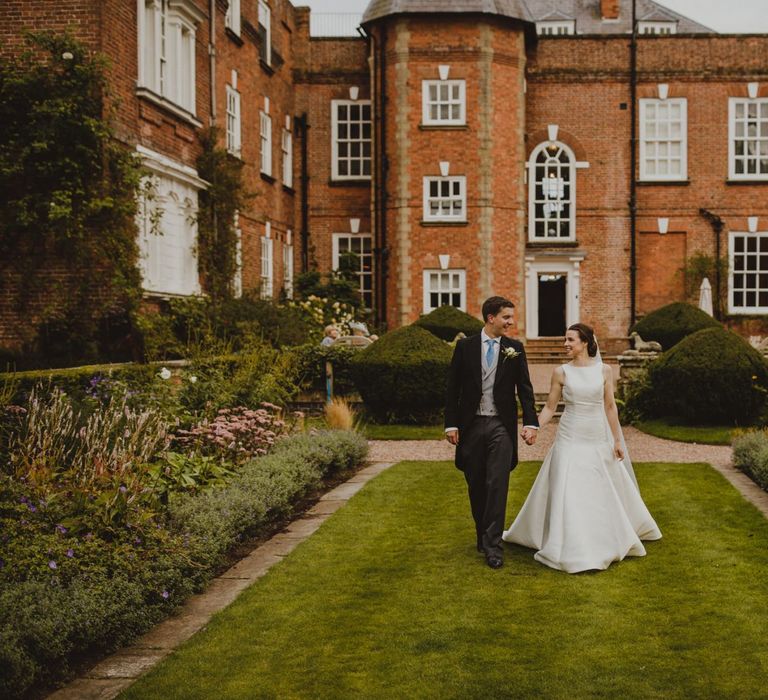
[629,331,662,353]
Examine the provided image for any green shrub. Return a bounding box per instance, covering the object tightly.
[293,343,359,396]
[732,430,768,491]
[413,305,483,342]
[630,302,720,350]
[170,430,368,568]
[648,327,768,425]
[349,325,452,423]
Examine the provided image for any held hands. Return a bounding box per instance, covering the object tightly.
[446,429,459,446]
[521,427,537,445]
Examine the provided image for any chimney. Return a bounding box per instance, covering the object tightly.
[601,0,620,20]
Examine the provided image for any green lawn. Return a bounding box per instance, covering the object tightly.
[634,419,735,445]
[123,461,768,699]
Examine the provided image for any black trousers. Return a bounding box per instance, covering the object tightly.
[459,416,514,557]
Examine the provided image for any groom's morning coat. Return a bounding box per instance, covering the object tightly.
[444,334,538,471]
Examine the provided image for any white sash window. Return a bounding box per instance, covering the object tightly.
[729,98,768,180]
[332,100,372,180]
[423,270,466,312]
[640,98,687,181]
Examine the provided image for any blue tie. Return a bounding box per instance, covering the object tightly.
[485,339,495,368]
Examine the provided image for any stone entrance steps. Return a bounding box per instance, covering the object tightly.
[525,337,567,363]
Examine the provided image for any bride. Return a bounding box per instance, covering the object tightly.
[503,323,662,573]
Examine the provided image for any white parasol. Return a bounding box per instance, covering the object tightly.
[698,277,713,316]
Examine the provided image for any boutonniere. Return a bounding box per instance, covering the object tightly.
[501,346,521,363]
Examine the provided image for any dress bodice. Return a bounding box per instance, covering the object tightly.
[559,362,608,442]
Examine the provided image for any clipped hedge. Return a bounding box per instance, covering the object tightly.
[350,325,452,423]
[293,343,359,396]
[732,430,768,492]
[648,327,768,425]
[630,302,720,350]
[413,305,483,342]
[0,430,367,698]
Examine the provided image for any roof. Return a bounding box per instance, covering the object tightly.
[362,0,715,33]
[362,0,534,25]
[526,0,715,34]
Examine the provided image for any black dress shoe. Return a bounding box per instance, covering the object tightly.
[485,554,503,569]
[476,539,484,553]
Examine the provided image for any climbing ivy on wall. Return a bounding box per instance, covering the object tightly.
[0,32,144,365]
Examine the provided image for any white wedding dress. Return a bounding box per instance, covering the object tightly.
[503,362,662,573]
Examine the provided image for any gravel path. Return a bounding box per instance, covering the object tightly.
[368,426,768,519]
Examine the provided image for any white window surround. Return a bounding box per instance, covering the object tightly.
[331,100,372,181]
[524,255,583,338]
[260,110,272,176]
[422,79,466,126]
[728,231,768,314]
[137,0,202,116]
[226,84,241,157]
[283,240,294,299]
[527,141,581,242]
[423,176,467,222]
[639,98,687,181]
[536,20,575,35]
[282,122,293,187]
[233,215,243,298]
[258,0,271,65]
[729,97,768,180]
[333,233,374,309]
[225,0,241,35]
[135,145,206,297]
[260,235,274,299]
[638,21,677,35]
[422,269,466,313]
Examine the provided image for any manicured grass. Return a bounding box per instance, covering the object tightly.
[362,423,445,440]
[123,461,768,700]
[635,419,735,445]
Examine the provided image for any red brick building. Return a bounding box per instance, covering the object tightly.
[2,0,768,354]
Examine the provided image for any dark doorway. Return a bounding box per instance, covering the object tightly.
[538,274,567,336]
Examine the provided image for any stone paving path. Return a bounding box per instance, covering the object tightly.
[48,429,768,699]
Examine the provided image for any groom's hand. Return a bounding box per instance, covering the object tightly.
[521,427,537,445]
[446,429,459,445]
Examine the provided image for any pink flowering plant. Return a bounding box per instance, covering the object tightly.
[172,403,302,464]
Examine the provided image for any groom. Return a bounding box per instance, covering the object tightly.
[444,296,539,569]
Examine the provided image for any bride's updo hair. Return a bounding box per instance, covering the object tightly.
[567,323,598,357]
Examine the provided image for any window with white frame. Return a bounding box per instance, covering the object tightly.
[136,150,204,297]
[536,21,575,35]
[423,176,466,222]
[332,100,372,180]
[639,98,687,180]
[333,234,373,309]
[260,109,272,176]
[422,80,466,125]
[226,84,241,156]
[283,237,294,299]
[529,142,575,241]
[282,119,293,187]
[423,269,466,312]
[729,98,768,179]
[260,233,273,299]
[729,232,768,313]
[225,0,241,35]
[258,0,271,65]
[638,21,677,35]
[138,0,199,114]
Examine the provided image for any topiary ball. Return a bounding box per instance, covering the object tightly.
[413,305,483,342]
[631,302,720,350]
[648,326,768,425]
[349,325,453,423]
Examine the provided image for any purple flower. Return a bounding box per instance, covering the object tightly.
[161,590,170,599]
[134,537,142,545]
[66,549,74,558]
[84,532,94,540]
[48,560,57,570]
[55,524,67,535]
[19,495,28,504]
[27,503,37,513]
[119,485,127,493]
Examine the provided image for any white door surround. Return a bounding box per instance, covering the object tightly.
[525,253,585,338]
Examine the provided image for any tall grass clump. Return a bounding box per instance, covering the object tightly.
[324,397,357,431]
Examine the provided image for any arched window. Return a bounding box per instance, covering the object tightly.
[528,141,576,241]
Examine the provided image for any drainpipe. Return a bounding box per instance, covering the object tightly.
[700,208,724,320]
[629,0,638,326]
[209,0,216,123]
[297,112,310,273]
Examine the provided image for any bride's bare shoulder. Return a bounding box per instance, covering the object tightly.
[552,365,566,383]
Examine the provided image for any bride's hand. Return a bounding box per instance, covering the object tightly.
[614,441,625,460]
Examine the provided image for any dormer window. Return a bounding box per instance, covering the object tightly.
[536,21,575,36]
[638,21,677,35]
